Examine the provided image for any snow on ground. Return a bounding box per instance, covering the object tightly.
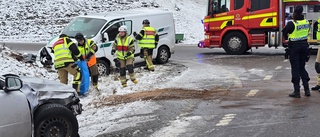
[78,100,161,136]
[0,0,206,44]
[0,45,190,136]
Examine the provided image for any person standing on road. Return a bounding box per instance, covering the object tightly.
[133,19,159,71]
[111,25,138,87]
[52,34,84,94]
[75,33,99,91]
[311,17,320,91]
[282,5,311,98]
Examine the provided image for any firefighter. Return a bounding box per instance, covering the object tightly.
[282,5,310,98]
[311,17,320,91]
[133,19,159,71]
[111,25,138,87]
[52,34,84,94]
[75,33,99,90]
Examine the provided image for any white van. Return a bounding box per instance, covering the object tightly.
[37,9,175,75]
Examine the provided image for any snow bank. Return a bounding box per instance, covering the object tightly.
[0,0,206,44]
[0,45,57,79]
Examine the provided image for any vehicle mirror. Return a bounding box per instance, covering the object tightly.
[102,32,109,42]
[4,77,23,92]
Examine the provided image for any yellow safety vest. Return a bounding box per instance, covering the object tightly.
[116,36,134,60]
[53,37,75,68]
[317,18,320,43]
[139,26,157,49]
[288,20,310,41]
[78,39,97,67]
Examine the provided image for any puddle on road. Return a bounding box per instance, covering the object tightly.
[90,88,229,108]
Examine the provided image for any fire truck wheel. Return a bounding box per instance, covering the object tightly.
[223,32,248,55]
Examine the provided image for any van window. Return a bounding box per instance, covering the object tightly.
[220,0,230,12]
[105,20,133,41]
[250,0,270,11]
[62,17,107,39]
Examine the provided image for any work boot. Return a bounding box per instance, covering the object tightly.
[132,79,138,84]
[289,91,301,98]
[305,90,311,97]
[92,83,99,91]
[303,84,310,97]
[311,85,320,90]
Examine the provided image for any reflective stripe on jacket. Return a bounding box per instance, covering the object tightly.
[139,26,156,49]
[53,38,74,68]
[116,36,134,60]
[78,39,97,67]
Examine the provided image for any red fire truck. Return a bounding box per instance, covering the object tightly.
[198,0,320,55]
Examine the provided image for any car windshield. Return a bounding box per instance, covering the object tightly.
[61,17,107,39]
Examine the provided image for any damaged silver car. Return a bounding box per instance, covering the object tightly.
[0,74,82,137]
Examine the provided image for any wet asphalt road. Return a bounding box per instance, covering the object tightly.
[99,46,320,137]
[8,43,320,137]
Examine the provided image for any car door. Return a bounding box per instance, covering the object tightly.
[0,78,32,137]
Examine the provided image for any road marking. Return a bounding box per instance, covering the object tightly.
[263,75,273,80]
[246,90,259,97]
[216,114,236,126]
[275,66,282,70]
[283,59,289,62]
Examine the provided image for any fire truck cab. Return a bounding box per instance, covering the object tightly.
[198,0,320,55]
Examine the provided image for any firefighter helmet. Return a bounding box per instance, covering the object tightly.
[118,25,128,32]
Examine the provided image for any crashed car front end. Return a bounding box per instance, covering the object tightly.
[19,76,82,115]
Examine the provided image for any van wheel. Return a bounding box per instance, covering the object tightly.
[223,32,248,55]
[34,104,79,137]
[156,46,170,64]
[97,60,110,76]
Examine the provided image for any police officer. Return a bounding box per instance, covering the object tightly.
[283,5,310,98]
[133,19,159,71]
[75,33,99,90]
[111,25,138,87]
[311,17,320,91]
[53,34,83,94]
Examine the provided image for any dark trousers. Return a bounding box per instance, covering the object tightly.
[289,43,310,91]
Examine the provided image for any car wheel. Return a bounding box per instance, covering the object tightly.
[223,32,248,55]
[97,60,110,76]
[34,104,79,137]
[156,46,170,64]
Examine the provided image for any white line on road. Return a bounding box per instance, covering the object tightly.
[275,66,282,70]
[263,75,273,80]
[283,59,289,62]
[216,114,236,126]
[246,90,259,97]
